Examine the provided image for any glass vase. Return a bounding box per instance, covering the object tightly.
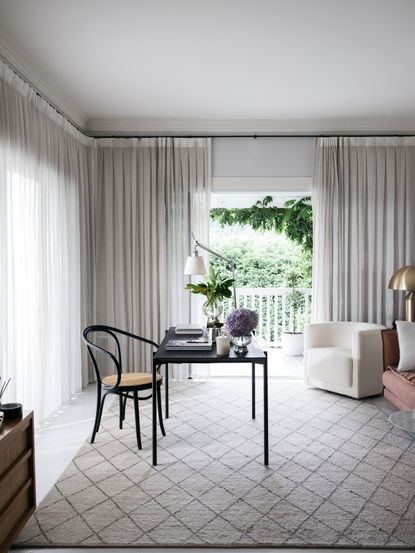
[202,300,223,327]
[232,334,252,353]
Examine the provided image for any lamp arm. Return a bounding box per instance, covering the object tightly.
[192,233,237,308]
[192,235,236,269]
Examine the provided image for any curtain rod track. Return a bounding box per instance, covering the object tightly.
[91,133,415,139]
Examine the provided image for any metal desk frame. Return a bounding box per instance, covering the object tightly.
[152,327,268,466]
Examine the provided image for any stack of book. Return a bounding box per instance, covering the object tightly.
[166,338,212,351]
[175,324,204,335]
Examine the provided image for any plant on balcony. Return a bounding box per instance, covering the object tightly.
[285,271,306,334]
[281,271,306,356]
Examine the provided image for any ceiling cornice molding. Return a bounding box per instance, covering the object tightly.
[1,22,414,137]
[0,26,86,130]
[86,117,415,136]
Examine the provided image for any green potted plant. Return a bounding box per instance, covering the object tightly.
[281,271,306,356]
[185,266,234,326]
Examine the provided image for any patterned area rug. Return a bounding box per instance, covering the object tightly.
[16,380,415,547]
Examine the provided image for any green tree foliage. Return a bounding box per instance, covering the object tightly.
[210,196,312,254]
[209,195,312,289]
[208,196,313,337]
[209,227,311,289]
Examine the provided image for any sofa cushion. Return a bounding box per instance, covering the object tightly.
[308,347,353,388]
[383,368,415,409]
[387,366,415,385]
[384,388,412,411]
[396,321,415,372]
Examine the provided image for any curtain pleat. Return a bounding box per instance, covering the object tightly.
[87,137,211,378]
[312,137,415,326]
[0,57,213,416]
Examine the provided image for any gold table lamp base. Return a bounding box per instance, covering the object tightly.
[405,292,415,322]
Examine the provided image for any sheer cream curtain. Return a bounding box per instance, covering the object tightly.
[0,60,92,422]
[0,57,212,420]
[312,137,415,326]
[84,137,211,378]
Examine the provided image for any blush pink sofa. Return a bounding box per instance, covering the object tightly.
[382,328,415,410]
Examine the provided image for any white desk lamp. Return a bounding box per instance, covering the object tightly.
[184,232,237,308]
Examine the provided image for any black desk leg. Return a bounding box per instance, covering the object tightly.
[263,352,269,466]
[251,363,256,419]
[165,363,169,419]
[152,358,158,466]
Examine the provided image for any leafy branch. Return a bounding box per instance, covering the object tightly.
[210,196,312,254]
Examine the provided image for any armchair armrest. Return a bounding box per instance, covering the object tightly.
[352,328,384,398]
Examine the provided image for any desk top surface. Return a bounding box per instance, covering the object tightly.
[154,327,266,364]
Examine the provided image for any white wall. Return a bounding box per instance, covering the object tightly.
[211,137,313,204]
[213,137,314,177]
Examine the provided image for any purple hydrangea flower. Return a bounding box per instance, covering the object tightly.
[224,308,258,337]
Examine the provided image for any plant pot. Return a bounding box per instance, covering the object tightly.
[281,332,304,356]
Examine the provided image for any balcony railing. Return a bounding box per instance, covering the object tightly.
[223,287,313,345]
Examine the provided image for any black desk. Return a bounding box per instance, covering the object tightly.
[152,327,268,467]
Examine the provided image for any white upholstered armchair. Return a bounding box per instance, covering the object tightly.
[304,322,385,399]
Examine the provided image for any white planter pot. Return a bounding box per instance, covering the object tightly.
[281,332,304,356]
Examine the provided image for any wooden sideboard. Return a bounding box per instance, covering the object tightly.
[0,412,36,553]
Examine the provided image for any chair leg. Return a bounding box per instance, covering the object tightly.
[122,396,127,421]
[91,388,107,443]
[92,383,101,433]
[119,395,124,429]
[157,383,166,437]
[133,391,142,450]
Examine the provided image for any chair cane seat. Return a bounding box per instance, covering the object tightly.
[102,372,162,388]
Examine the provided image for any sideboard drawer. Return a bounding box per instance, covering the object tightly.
[0,413,36,553]
[0,449,32,512]
[0,482,32,546]
[0,423,30,476]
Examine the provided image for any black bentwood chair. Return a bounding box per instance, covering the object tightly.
[82,325,166,450]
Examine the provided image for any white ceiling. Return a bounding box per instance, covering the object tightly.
[0,0,414,133]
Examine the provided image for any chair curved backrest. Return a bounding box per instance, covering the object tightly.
[82,325,159,388]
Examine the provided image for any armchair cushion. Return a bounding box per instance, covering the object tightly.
[307,347,353,388]
[396,321,415,372]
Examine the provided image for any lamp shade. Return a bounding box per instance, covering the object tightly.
[184,255,207,275]
[389,265,415,291]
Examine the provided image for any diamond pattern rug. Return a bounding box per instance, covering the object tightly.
[16,380,415,547]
